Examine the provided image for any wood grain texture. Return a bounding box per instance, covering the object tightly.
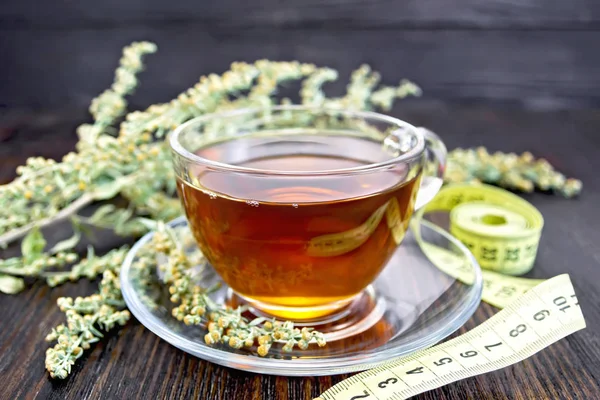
[3,0,600,110]
[1,0,600,29]
[2,28,600,111]
[0,104,599,399]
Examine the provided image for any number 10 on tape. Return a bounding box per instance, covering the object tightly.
[315,274,586,400]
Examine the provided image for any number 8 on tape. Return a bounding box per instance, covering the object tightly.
[314,274,585,400]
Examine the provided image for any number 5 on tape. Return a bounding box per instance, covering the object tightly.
[315,274,586,400]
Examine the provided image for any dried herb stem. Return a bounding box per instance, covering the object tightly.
[0,194,94,247]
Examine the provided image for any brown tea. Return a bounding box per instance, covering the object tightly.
[176,134,421,319]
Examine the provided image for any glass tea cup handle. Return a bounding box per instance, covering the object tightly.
[414,127,447,210]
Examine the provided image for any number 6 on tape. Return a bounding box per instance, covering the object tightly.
[314,274,586,400]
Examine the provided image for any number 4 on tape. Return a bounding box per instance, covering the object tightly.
[315,274,586,400]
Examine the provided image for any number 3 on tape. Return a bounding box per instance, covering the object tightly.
[314,274,586,400]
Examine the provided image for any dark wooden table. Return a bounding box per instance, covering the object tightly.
[1,104,599,399]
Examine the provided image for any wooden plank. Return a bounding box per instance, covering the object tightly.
[1,28,600,109]
[1,0,600,29]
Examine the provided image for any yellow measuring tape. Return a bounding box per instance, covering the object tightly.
[423,183,544,276]
[314,183,586,399]
[315,274,585,400]
[415,183,545,309]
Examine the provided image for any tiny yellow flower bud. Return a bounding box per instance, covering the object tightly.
[78,181,87,191]
[301,327,311,342]
[204,333,215,345]
[72,347,83,357]
[257,344,270,357]
[263,321,273,331]
[282,340,295,352]
[44,185,54,193]
[297,340,309,350]
[24,191,34,200]
[520,151,534,164]
[191,306,205,316]
[228,336,243,349]
[275,331,288,340]
[244,338,254,348]
[258,335,271,345]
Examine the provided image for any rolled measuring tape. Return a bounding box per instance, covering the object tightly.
[420,183,544,276]
[410,183,546,309]
[314,274,586,400]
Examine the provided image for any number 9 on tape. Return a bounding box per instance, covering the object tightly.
[314,274,585,400]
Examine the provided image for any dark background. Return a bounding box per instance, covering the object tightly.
[2,0,600,114]
[1,2,600,400]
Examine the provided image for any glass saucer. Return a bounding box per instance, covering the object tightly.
[120,216,482,376]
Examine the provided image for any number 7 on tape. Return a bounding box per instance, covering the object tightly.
[315,274,586,400]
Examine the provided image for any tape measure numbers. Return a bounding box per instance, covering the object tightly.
[315,274,586,400]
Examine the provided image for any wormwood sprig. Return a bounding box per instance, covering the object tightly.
[0,226,79,293]
[148,223,326,356]
[446,147,582,197]
[44,246,130,379]
[0,40,582,379]
[0,42,158,246]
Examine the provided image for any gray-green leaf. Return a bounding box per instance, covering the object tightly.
[135,217,158,231]
[93,179,125,200]
[85,245,96,261]
[248,317,267,327]
[21,226,46,262]
[0,274,25,294]
[88,204,117,223]
[115,208,133,229]
[49,229,81,255]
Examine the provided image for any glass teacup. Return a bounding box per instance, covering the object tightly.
[170,106,446,320]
